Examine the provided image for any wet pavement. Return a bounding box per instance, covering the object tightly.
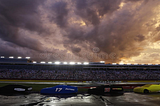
[1,93,160,106]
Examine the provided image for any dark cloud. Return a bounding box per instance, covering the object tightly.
[74,0,121,26]
[156,25,160,31]
[0,0,159,63]
[49,1,68,28]
[61,0,150,62]
[0,0,45,51]
[71,46,81,53]
[134,35,145,42]
[0,39,36,58]
[0,0,44,31]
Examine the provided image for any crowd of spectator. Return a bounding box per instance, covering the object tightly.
[0,69,160,80]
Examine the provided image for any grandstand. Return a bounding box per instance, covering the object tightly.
[0,57,160,81]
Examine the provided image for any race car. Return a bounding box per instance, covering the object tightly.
[133,84,160,93]
[88,85,124,95]
[0,84,32,95]
[40,85,78,95]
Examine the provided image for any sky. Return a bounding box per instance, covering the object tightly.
[0,0,160,64]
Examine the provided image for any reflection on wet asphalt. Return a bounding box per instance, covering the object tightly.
[1,93,160,106]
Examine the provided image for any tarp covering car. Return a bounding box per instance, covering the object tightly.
[88,85,124,95]
[40,85,78,95]
[0,84,32,95]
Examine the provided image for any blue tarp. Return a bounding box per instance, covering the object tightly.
[40,85,78,94]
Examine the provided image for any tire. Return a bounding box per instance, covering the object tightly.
[144,89,149,94]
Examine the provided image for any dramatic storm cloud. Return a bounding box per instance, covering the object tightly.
[0,0,160,63]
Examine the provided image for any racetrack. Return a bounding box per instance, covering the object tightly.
[1,93,160,106]
[0,81,160,106]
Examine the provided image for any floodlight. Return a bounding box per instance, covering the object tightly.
[40,61,46,63]
[33,61,37,63]
[83,62,89,65]
[148,63,152,65]
[18,56,22,59]
[9,56,14,58]
[48,62,52,64]
[55,61,60,64]
[63,62,68,64]
[112,63,117,65]
[100,61,105,63]
[134,63,138,65]
[119,63,124,65]
[77,62,82,64]
[127,63,131,65]
[0,56,4,58]
[155,64,159,65]
[69,62,75,65]
[26,57,30,59]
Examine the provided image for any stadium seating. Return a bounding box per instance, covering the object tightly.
[0,68,160,80]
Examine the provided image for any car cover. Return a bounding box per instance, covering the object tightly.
[40,85,78,94]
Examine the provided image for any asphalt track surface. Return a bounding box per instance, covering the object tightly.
[1,93,160,106]
[1,81,160,106]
